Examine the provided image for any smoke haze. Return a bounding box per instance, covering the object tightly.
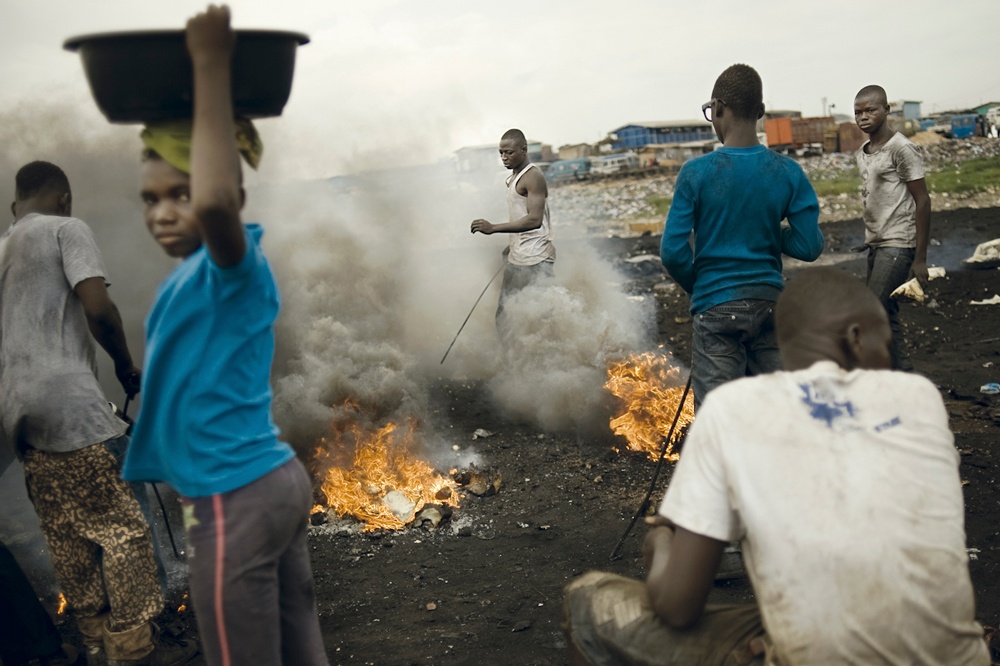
[0,103,654,585]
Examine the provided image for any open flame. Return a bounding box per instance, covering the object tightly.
[604,351,694,461]
[312,417,459,531]
[56,592,67,615]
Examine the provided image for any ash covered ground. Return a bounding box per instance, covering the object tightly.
[1,148,999,664]
[293,207,1000,666]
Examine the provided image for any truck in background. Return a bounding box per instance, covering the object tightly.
[590,153,639,176]
[764,116,836,155]
[949,114,980,139]
[546,158,592,184]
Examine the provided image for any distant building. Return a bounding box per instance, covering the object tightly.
[455,144,501,172]
[763,109,802,119]
[455,139,552,172]
[973,101,1000,116]
[558,143,593,160]
[889,100,922,120]
[609,121,716,150]
[637,142,699,167]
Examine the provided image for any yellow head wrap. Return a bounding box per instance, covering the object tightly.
[139,118,263,174]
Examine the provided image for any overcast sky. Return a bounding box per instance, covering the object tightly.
[2,0,997,181]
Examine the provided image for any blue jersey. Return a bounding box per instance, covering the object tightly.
[660,145,823,314]
[124,224,294,497]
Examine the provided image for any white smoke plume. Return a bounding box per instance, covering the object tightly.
[487,251,651,434]
[0,100,656,555]
[254,169,654,454]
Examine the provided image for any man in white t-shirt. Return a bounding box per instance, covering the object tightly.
[0,161,196,665]
[563,268,989,665]
[470,128,555,334]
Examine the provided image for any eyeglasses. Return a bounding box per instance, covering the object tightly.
[702,99,726,122]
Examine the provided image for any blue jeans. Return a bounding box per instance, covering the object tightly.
[496,260,555,334]
[866,246,915,370]
[691,299,781,409]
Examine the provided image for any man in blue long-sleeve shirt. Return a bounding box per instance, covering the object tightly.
[661,64,824,408]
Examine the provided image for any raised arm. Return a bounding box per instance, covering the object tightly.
[74,277,141,397]
[187,4,245,268]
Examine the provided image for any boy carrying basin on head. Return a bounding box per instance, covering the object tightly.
[121,6,328,665]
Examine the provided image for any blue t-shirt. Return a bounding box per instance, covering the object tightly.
[660,145,823,314]
[124,224,294,497]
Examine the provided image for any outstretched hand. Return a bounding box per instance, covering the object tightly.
[186,4,234,63]
[471,219,495,235]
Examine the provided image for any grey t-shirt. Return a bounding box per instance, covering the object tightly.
[0,213,127,458]
[856,132,926,248]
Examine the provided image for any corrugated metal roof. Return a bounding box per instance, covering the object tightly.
[612,120,712,132]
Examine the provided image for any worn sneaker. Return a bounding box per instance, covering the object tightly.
[106,627,198,666]
[715,544,747,581]
[85,645,107,666]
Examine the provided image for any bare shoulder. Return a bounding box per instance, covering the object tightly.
[519,165,548,196]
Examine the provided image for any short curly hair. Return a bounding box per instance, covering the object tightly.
[501,128,527,147]
[712,64,763,121]
[15,161,70,201]
[855,85,888,106]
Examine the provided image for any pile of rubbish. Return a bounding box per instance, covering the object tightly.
[548,137,1000,236]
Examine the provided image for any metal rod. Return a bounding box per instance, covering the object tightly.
[440,264,505,364]
[150,482,182,558]
[121,397,182,559]
[609,372,692,561]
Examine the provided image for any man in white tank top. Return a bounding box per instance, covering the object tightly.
[471,128,555,333]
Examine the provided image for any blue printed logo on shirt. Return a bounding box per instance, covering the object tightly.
[798,383,857,429]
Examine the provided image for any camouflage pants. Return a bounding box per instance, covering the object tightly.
[23,439,162,637]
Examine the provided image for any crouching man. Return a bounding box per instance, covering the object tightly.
[563,268,989,665]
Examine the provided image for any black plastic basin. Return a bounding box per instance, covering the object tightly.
[64,29,310,123]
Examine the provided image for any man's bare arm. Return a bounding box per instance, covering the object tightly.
[74,277,141,397]
[187,5,246,268]
[470,169,548,235]
[906,178,931,285]
[645,524,726,629]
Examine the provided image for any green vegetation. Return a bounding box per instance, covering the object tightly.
[809,173,861,197]
[646,195,673,218]
[805,155,1000,198]
[926,157,1000,194]
[641,154,997,220]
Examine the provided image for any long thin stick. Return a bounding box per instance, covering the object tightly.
[609,372,692,561]
[150,482,182,558]
[122,397,182,559]
[440,264,505,364]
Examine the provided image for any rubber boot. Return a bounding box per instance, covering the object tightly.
[77,613,110,666]
[102,621,153,664]
[104,621,198,666]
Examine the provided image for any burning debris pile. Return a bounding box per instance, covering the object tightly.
[310,415,460,532]
[604,351,694,461]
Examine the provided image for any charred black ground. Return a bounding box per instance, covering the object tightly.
[5,207,1000,666]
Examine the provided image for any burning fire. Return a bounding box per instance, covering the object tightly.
[604,351,694,461]
[56,593,67,615]
[312,418,459,531]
